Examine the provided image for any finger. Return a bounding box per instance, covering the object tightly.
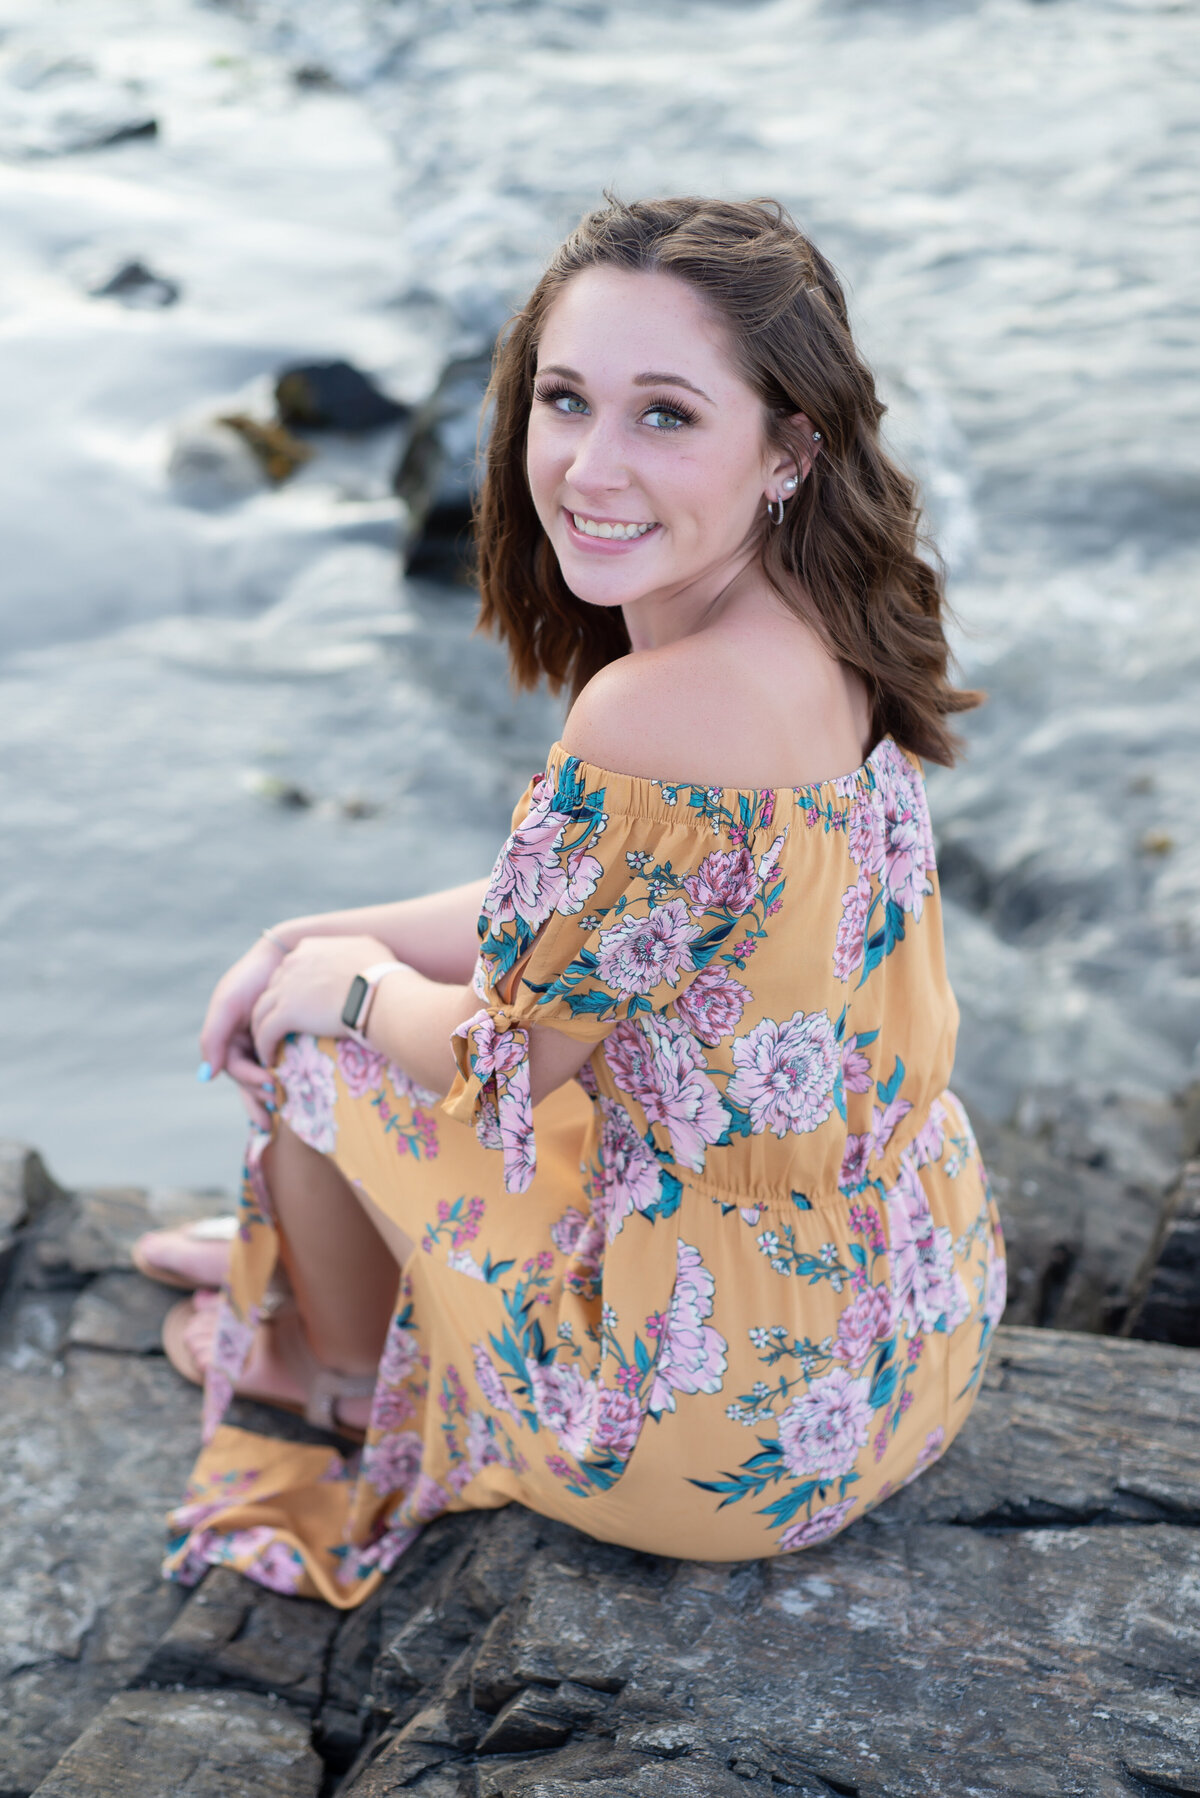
[236,1081,274,1131]
[251,996,286,1073]
[226,1039,268,1086]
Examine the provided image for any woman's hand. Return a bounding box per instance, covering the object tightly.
[199,936,288,1122]
[250,935,399,1073]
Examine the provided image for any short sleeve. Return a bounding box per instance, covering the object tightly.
[441,750,783,1192]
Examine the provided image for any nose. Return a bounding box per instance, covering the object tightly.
[564,416,631,497]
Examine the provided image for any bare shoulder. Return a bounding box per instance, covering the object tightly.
[560,639,728,783]
[561,626,873,789]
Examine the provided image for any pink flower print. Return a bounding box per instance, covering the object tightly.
[482,786,570,931]
[984,1234,1008,1330]
[872,742,935,921]
[545,1454,574,1481]
[593,1385,644,1462]
[446,1247,485,1280]
[885,1156,971,1338]
[277,1034,338,1155]
[371,1384,415,1433]
[872,1096,913,1155]
[833,1283,894,1367]
[362,1428,423,1496]
[231,1528,305,1596]
[833,871,872,983]
[840,1034,873,1094]
[201,1296,257,1441]
[682,847,758,917]
[777,1367,873,1481]
[840,1131,873,1189]
[594,900,701,996]
[589,1098,661,1240]
[649,1240,728,1414]
[846,790,884,870]
[560,845,605,915]
[466,1408,501,1474]
[673,965,751,1045]
[756,829,787,882]
[917,1425,945,1470]
[551,1206,589,1255]
[604,1016,729,1174]
[527,1361,598,1458]
[336,1036,387,1098]
[726,1009,838,1140]
[408,1472,454,1523]
[378,1315,421,1387]
[472,1342,520,1421]
[911,1096,948,1168]
[455,1010,535,1192]
[778,1497,857,1551]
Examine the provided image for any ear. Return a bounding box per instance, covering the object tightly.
[764,411,822,500]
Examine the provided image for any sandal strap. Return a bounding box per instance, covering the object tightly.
[305,1367,377,1432]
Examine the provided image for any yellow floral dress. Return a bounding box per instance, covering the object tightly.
[165,737,1005,1607]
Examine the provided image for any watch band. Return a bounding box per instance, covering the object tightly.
[340,961,406,1037]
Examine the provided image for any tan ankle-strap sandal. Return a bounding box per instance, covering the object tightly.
[163,1292,373,1443]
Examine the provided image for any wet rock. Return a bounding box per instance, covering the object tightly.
[973,1100,1174,1332]
[393,349,493,582]
[0,1351,199,1791]
[216,412,314,484]
[67,1270,176,1354]
[1123,1158,1200,1347]
[25,1181,230,1289]
[0,1139,59,1295]
[138,1566,338,1712]
[29,1687,322,1797]
[276,360,410,433]
[167,418,269,505]
[88,258,179,307]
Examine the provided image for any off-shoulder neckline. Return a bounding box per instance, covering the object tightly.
[545,733,897,802]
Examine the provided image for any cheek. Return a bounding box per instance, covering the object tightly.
[524,416,562,514]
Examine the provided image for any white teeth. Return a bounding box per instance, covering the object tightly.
[571,514,655,540]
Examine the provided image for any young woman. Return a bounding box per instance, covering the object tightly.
[143,196,1006,1606]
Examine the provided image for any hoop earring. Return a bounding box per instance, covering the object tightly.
[767,495,785,526]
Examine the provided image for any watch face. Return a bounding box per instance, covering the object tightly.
[341,973,369,1030]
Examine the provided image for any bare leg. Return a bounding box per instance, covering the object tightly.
[180,1121,416,1425]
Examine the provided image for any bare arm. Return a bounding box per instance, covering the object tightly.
[269,878,489,985]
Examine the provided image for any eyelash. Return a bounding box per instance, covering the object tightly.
[533,381,699,430]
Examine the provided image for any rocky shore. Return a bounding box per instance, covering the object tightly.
[4,1130,1200,1797]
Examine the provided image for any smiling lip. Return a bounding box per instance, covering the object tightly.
[563,509,661,550]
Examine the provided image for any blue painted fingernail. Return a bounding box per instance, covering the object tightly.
[264,1099,276,1114]
[196,1061,213,1083]
[261,1080,274,1094]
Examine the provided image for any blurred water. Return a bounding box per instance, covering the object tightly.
[0,0,1197,1187]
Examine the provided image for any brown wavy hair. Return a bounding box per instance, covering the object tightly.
[475,194,981,766]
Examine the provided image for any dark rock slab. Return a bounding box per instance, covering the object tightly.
[1123,1158,1200,1347]
[335,1328,1200,1798]
[137,1566,338,1712]
[0,1140,60,1295]
[25,1181,231,1289]
[28,1687,322,1797]
[394,350,492,582]
[975,1102,1178,1333]
[276,360,409,433]
[67,1270,177,1354]
[0,1350,200,1791]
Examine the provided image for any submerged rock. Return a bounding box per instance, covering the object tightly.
[393,349,493,582]
[88,259,179,308]
[276,361,409,434]
[167,418,268,506]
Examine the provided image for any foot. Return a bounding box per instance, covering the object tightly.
[133,1217,237,1291]
[181,1290,374,1434]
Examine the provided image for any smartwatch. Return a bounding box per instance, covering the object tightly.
[341,961,407,1038]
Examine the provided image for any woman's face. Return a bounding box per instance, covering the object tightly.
[525,267,793,625]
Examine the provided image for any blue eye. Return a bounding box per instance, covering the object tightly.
[643,406,688,430]
[535,382,589,414]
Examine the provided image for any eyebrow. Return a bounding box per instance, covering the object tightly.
[537,364,714,405]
